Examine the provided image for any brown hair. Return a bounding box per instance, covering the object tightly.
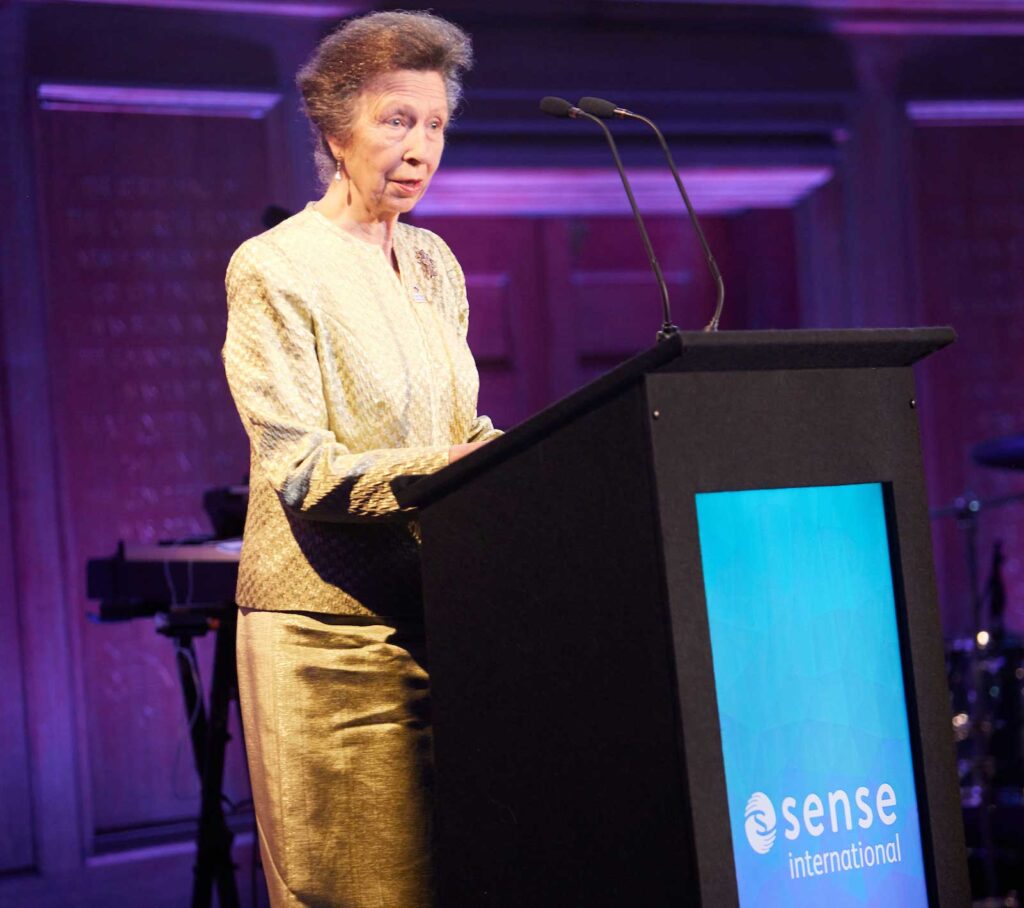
[297,10,473,187]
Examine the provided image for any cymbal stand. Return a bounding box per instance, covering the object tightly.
[932,488,1024,899]
[954,496,998,898]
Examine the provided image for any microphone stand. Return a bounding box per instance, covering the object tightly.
[540,97,679,342]
[578,97,725,333]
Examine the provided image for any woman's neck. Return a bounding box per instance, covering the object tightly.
[314,182,399,263]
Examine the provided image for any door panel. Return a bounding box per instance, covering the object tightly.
[544,215,735,396]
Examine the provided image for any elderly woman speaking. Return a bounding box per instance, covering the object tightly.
[222,11,498,907]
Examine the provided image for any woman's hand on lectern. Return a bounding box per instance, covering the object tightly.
[448,441,491,464]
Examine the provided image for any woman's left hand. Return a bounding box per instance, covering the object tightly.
[448,440,491,464]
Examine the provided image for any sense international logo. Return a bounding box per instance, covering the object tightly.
[744,792,777,854]
[744,782,898,853]
[742,783,907,882]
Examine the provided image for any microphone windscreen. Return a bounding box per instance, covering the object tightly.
[578,97,619,118]
[539,96,575,118]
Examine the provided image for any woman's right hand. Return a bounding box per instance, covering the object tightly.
[448,440,491,464]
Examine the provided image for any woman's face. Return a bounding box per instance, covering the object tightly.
[332,69,448,223]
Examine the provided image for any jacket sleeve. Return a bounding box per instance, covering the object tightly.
[465,414,502,443]
[222,241,449,522]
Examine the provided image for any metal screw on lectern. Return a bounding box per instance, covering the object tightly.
[652,410,661,420]
[909,399,917,409]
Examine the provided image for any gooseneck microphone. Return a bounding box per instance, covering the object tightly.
[578,97,725,333]
[540,96,678,342]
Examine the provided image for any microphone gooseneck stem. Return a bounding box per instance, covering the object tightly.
[569,108,677,342]
[622,111,725,332]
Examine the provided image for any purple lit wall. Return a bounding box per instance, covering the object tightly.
[35,103,262,837]
[910,116,1024,638]
[3,1,1024,904]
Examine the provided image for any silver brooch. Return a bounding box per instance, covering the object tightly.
[415,249,437,280]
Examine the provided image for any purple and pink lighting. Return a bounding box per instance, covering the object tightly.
[4,1,1024,905]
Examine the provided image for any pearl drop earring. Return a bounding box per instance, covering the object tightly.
[334,159,343,182]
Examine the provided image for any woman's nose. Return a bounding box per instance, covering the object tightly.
[403,124,432,164]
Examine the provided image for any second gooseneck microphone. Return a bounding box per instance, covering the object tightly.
[540,96,678,342]
[578,97,726,333]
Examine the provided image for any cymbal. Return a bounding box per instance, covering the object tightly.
[930,491,1024,519]
[973,433,1024,470]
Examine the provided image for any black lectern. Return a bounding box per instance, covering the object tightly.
[398,329,968,907]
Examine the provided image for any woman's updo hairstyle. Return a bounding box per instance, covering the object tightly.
[297,10,473,187]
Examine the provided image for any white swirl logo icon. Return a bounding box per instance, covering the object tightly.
[744,792,777,854]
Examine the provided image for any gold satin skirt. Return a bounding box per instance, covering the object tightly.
[236,608,433,908]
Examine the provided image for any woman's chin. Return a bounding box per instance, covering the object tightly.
[385,195,425,218]
[362,185,430,221]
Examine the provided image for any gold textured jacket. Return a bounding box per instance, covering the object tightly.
[223,204,500,616]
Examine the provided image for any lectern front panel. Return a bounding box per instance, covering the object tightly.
[695,482,928,906]
[646,364,967,907]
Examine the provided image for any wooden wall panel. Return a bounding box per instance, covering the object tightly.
[411,211,802,428]
[410,216,549,429]
[34,107,263,836]
[544,215,741,396]
[911,124,1024,636]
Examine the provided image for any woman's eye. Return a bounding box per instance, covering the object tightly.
[385,116,404,127]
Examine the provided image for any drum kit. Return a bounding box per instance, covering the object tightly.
[932,432,1024,902]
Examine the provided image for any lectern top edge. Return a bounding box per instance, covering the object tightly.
[395,326,955,510]
[659,325,955,371]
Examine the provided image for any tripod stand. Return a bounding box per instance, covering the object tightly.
[159,606,242,908]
